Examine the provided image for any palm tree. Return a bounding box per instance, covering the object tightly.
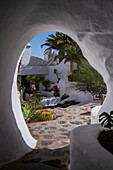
[41,32,83,64]
[41,32,106,97]
[41,32,65,62]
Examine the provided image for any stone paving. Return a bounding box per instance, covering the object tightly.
[26,103,99,169]
[1,103,99,170]
[28,103,97,150]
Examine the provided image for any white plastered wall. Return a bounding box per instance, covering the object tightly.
[0,0,113,167]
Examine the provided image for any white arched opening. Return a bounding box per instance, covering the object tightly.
[0,0,113,168]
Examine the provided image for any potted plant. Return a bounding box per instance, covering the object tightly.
[98,111,113,154]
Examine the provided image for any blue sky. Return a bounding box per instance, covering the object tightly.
[30,31,56,59]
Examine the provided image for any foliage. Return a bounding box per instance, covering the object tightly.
[42,31,106,97]
[22,106,54,123]
[61,94,69,101]
[42,79,51,90]
[22,94,44,123]
[41,32,83,64]
[22,94,45,123]
[22,104,35,123]
[28,93,44,110]
[22,93,57,123]
[20,89,23,104]
[99,111,113,129]
[26,87,32,94]
[27,109,55,123]
[68,58,106,96]
[25,75,45,87]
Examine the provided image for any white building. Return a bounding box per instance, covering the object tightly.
[18,43,95,105]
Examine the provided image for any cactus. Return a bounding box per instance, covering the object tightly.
[37,109,54,121]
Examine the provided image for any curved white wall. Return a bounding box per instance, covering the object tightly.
[70,124,113,170]
[12,49,37,149]
[0,0,113,167]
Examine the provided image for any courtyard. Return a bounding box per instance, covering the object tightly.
[1,103,99,170]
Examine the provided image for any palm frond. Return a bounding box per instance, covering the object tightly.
[44,47,52,52]
[48,34,56,39]
[41,43,50,48]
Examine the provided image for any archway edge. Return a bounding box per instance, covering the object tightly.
[0,0,113,167]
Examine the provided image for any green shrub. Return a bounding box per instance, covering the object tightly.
[22,93,45,123]
[28,93,44,110]
[22,104,35,123]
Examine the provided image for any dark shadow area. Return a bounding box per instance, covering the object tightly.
[80,111,90,116]
[0,145,69,170]
[98,130,113,155]
[44,101,80,109]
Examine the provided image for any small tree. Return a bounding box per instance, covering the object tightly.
[68,58,106,97]
[42,80,51,90]
[28,93,43,110]
[25,75,45,88]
